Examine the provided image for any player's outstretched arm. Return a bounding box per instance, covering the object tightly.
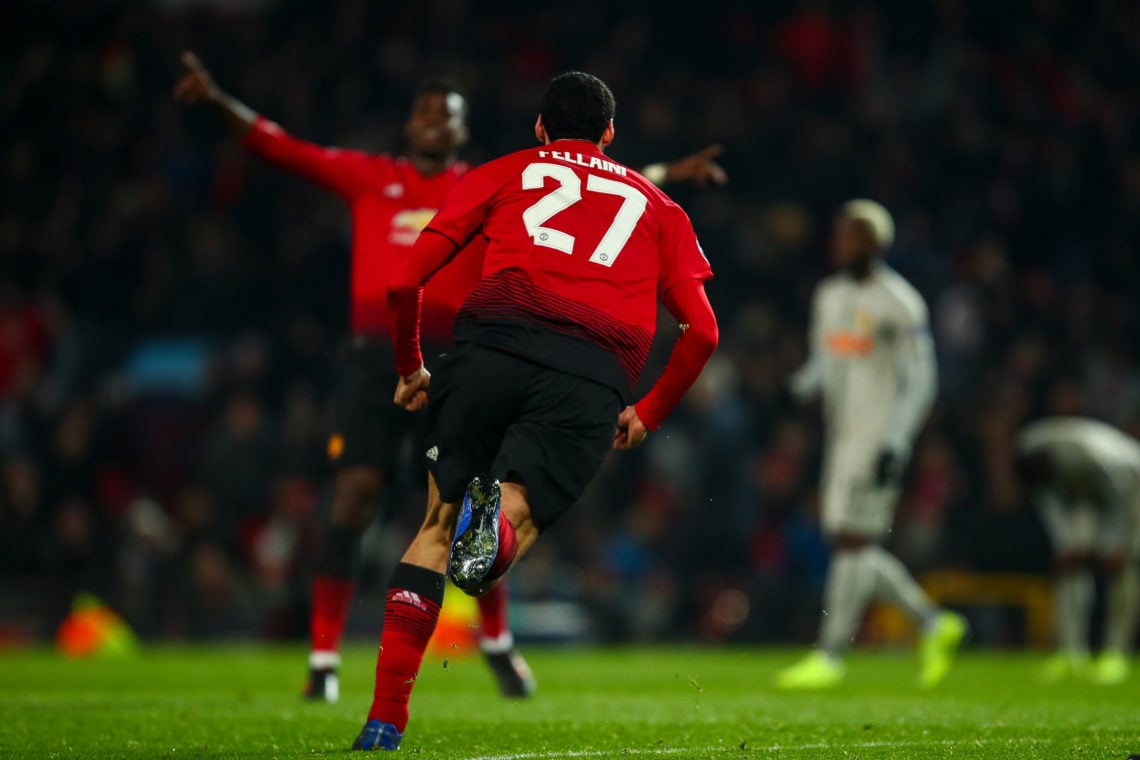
[787,285,824,403]
[175,50,370,198]
[173,51,256,136]
[788,352,822,403]
[642,144,727,187]
[616,279,718,450]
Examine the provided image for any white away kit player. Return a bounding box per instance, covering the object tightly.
[777,199,967,690]
[1016,417,1140,685]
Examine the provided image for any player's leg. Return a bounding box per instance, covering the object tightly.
[355,474,457,751]
[1094,553,1138,685]
[307,339,405,702]
[778,453,964,689]
[1044,552,1094,679]
[852,488,967,688]
[1092,499,1140,685]
[436,476,537,695]
[353,343,523,749]
[307,465,383,701]
[777,457,871,689]
[1040,501,1096,680]
[447,353,619,595]
[404,354,535,699]
[475,582,536,697]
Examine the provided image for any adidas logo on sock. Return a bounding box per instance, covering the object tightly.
[391,590,427,611]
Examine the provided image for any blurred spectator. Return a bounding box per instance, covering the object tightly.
[2,0,1138,644]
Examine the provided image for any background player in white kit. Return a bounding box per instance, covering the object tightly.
[777,199,968,690]
[1015,417,1140,685]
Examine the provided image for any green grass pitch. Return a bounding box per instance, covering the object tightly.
[1,645,1137,758]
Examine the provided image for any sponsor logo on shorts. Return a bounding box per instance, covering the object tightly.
[327,434,345,461]
[426,446,439,461]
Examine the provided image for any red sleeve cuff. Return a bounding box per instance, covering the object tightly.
[241,115,276,149]
[634,281,718,431]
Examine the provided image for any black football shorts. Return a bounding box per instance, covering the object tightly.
[328,336,421,473]
[424,342,621,532]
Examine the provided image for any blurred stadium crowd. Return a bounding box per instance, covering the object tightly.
[2,0,1138,646]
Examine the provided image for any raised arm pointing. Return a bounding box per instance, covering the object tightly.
[173,50,257,137]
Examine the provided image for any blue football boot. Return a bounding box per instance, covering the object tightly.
[448,476,504,594]
[352,720,403,751]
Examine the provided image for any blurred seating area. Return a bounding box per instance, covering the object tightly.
[2,0,1138,645]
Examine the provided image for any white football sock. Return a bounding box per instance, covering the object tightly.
[1104,562,1140,654]
[820,546,878,657]
[309,650,341,669]
[479,631,515,655]
[1054,569,1093,657]
[866,546,938,628]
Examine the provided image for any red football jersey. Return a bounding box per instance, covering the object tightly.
[423,140,712,395]
[243,117,483,340]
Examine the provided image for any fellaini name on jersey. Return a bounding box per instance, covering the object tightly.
[538,150,628,177]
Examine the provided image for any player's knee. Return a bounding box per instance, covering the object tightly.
[831,532,872,550]
[1098,553,1128,577]
[331,466,384,528]
[1055,551,1092,573]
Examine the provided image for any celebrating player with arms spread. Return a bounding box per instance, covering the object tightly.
[352,71,719,751]
[174,53,726,705]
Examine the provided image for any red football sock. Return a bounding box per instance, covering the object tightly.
[486,513,518,583]
[476,582,509,641]
[367,564,445,732]
[310,575,355,655]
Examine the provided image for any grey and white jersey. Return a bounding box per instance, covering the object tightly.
[1018,417,1140,554]
[1017,417,1140,505]
[791,263,937,454]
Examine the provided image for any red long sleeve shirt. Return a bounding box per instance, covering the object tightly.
[388,141,718,430]
[243,117,483,340]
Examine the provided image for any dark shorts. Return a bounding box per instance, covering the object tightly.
[424,342,621,532]
[329,336,444,474]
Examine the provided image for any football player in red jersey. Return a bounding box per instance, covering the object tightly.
[354,71,719,751]
[174,54,726,709]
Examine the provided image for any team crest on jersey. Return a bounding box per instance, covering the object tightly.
[425,446,439,461]
[390,208,439,246]
[853,310,875,333]
[383,182,405,198]
[826,309,877,356]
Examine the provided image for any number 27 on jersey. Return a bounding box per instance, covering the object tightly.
[520,162,647,268]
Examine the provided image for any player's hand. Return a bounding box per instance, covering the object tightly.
[174,50,220,105]
[664,144,727,187]
[613,405,648,450]
[874,448,907,486]
[394,366,431,411]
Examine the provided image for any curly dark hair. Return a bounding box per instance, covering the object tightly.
[539,71,615,143]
